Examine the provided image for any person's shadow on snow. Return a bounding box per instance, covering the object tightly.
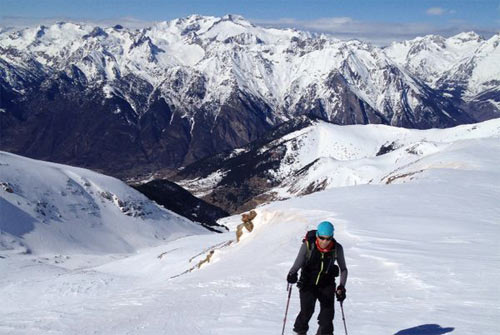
[395,324,454,335]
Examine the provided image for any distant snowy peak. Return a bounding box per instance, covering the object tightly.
[1,16,497,114]
[1,16,499,177]
[386,31,485,64]
[385,31,499,95]
[449,31,484,43]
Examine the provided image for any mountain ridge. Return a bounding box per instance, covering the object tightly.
[172,117,500,212]
[1,15,499,177]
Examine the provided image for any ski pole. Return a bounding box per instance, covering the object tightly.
[340,301,348,335]
[281,283,293,335]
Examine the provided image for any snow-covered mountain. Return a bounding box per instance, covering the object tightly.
[385,32,487,89]
[174,117,500,212]
[0,151,207,254]
[385,31,500,121]
[1,119,499,334]
[1,15,498,177]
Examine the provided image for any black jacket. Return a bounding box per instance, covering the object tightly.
[288,230,348,287]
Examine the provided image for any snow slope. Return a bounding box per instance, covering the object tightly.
[1,123,499,334]
[0,151,207,254]
[178,118,500,202]
[274,118,500,197]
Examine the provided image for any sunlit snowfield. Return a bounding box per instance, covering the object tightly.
[1,122,499,335]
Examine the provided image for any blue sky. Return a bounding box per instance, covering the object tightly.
[1,0,499,43]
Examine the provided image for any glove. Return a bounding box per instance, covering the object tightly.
[336,285,346,302]
[287,272,298,284]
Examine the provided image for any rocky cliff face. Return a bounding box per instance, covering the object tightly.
[170,116,322,212]
[1,16,498,177]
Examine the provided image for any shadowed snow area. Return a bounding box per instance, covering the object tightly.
[0,197,36,236]
[395,324,455,335]
[0,121,499,334]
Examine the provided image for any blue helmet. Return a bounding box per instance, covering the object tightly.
[316,221,334,237]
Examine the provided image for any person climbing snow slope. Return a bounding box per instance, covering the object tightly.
[287,221,348,335]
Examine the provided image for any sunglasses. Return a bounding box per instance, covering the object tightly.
[317,236,332,241]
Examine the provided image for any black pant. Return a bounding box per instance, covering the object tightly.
[293,284,335,335]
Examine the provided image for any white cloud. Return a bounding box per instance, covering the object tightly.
[426,7,447,16]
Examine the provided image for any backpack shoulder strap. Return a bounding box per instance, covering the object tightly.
[331,241,337,260]
[303,230,317,263]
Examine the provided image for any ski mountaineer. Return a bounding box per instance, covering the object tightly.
[287,221,348,335]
